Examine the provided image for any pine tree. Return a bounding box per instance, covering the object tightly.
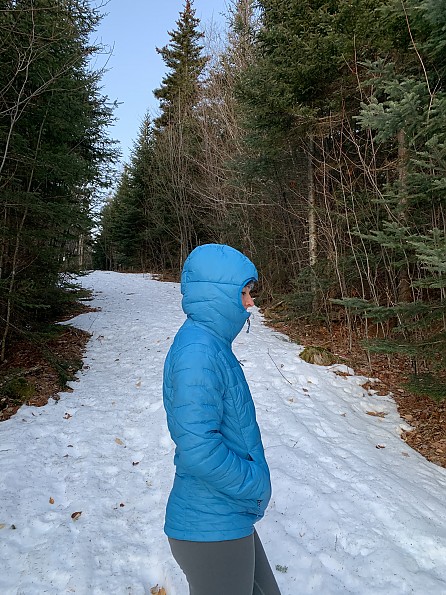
[0,0,117,359]
[234,0,390,304]
[154,0,207,129]
[340,0,446,394]
[151,0,210,269]
[94,115,177,272]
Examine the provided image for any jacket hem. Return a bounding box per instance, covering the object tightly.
[164,524,254,542]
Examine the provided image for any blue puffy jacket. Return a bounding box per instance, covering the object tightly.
[163,244,272,542]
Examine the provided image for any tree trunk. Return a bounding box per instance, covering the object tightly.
[308,135,318,310]
[397,128,412,303]
[1,206,28,362]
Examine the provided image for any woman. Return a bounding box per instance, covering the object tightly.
[163,243,281,595]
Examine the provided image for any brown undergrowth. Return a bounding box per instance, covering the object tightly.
[263,308,446,469]
[0,300,94,422]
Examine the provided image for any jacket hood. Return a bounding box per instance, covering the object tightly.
[181,244,258,344]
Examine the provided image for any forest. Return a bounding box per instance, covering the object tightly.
[1,0,445,405]
[0,0,117,388]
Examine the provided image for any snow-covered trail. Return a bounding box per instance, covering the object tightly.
[1,270,446,595]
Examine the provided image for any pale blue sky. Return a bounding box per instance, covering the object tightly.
[92,0,229,165]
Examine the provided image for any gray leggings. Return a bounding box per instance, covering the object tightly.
[168,530,281,595]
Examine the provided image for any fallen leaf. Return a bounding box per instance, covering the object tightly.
[0,524,6,529]
[366,411,387,418]
[115,438,124,446]
[132,461,140,466]
[71,511,82,521]
[135,380,141,388]
[49,497,55,504]
[376,444,386,449]
[275,564,288,573]
[150,586,166,595]
[63,413,72,419]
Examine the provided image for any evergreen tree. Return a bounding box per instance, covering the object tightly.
[0,0,117,359]
[337,0,446,394]
[151,0,210,269]
[154,0,207,129]
[94,115,175,272]
[233,0,390,303]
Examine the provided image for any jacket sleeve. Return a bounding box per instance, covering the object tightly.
[168,344,270,502]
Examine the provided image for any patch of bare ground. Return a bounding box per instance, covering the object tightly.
[263,310,446,470]
[0,300,95,422]
[151,272,179,282]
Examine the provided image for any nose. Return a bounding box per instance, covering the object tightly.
[243,293,254,309]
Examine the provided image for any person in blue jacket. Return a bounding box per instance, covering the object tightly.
[163,243,281,595]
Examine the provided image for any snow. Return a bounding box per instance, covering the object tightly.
[1,270,446,595]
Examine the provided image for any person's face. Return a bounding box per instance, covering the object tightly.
[241,285,255,310]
